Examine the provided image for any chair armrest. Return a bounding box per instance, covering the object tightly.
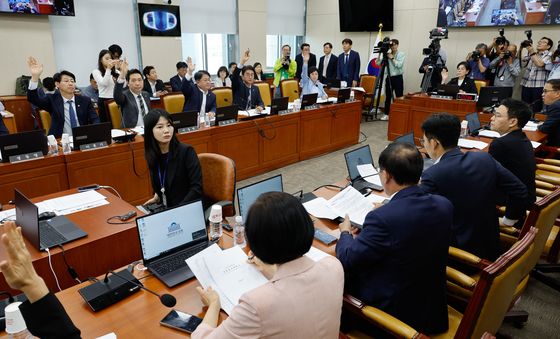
[535,179,556,190]
[537,164,560,174]
[343,294,365,310]
[449,246,482,266]
[446,266,476,290]
[361,306,424,339]
[500,225,520,236]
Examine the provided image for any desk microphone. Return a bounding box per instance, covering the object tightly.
[105,270,176,308]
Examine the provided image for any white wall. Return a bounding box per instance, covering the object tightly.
[306,0,560,95]
[238,0,267,67]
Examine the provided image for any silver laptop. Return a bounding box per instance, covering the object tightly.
[344,145,383,192]
[237,174,283,221]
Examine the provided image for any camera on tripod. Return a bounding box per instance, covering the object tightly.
[495,28,507,46]
[520,30,533,48]
[375,37,393,54]
[423,28,448,58]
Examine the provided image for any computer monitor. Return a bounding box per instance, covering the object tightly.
[337,88,351,103]
[435,84,460,98]
[301,93,318,109]
[465,112,482,133]
[72,122,112,150]
[171,111,198,130]
[237,174,283,221]
[394,132,415,145]
[14,189,41,249]
[344,145,375,182]
[214,105,238,126]
[269,97,289,115]
[0,130,48,163]
[477,86,512,109]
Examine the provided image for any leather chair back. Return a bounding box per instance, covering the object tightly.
[360,74,377,109]
[198,153,236,216]
[39,110,51,135]
[107,100,122,129]
[254,81,272,106]
[212,87,233,108]
[280,79,299,102]
[474,80,487,94]
[162,93,185,114]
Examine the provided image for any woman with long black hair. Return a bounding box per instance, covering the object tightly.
[91,49,117,123]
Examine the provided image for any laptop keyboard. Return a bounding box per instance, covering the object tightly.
[40,222,68,248]
[151,242,208,276]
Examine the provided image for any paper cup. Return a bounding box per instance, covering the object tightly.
[209,205,222,223]
[4,302,27,334]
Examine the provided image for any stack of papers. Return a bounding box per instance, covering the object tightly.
[186,244,331,314]
[357,164,382,187]
[523,121,539,132]
[458,138,488,150]
[531,141,541,149]
[478,130,500,138]
[303,186,375,226]
[238,107,271,117]
[317,97,338,104]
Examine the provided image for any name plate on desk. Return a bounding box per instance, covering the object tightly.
[178,126,199,134]
[278,109,291,116]
[79,141,109,151]
[9,151,44,163]
[218,119,237,126]
[344,99,355,103]
[304,104,319,110]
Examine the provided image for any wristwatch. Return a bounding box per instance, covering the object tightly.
[341,230,351,236]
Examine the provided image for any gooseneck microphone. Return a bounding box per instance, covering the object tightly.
[105,270,177,307]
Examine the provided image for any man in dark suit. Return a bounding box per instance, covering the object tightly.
[142,66,168,98]
[337,142,452,335]
[170,61,188,92]
[295,43,316,80]
[26,57,99,138]
[538,79,560,146]
[419,113,528,260]
[337,38,361,87]
[114,60,151,128]
[489,98,536,215]
[181,57,216,115]
[231,50,264,111]
[318,42,338,83]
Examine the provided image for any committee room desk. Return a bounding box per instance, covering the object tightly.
[0,189,144,293]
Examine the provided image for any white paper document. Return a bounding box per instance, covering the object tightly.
[356,164,382,186]
[238,107,271,117]
[39,190,109,215]
[458,138,488,150]
[531,141,541,149]
[304,246,331,262]
[478,130,500,138]
[303,186,374,226]
[131,126,144,135]
[302,197,340,220]
[111,129,127,138]
[317,97,338,104]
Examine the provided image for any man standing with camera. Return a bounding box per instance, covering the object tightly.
[382,39,405,121]
[466,43,490,81]
[520,36,553,113]
[273,44,297,97]
[488,43,520,87]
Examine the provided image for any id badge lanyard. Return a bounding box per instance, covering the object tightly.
[158,156,170,207]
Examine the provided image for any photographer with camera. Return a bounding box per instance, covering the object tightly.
[488,43,520,88]
[546,42,560,81]
[273,44,297,97]
[382,39,406,120]
[520,32,553,112]
[466,43,490,81]
[419,28,448,92]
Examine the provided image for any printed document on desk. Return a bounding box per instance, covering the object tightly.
[238,107,271,117]
[458,138,488,150]
[357,164,382,186]
[522,121,539,132]
[303,186,373,226]
[478,130,500,138]
[40,190,109,215]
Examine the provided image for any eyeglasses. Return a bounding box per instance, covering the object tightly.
[542,89,559,94]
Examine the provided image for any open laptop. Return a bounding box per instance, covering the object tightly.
[344,145,383,192]
[0,130,48,163]
[15,189,87,251]
[171,110,199,132]
[477,86,512,110]
[465,112,482,134]
[394,132,415,145]
[135,200,210,287]
[214,105,238,126]
[324,78,341,88]
[301,93,318,109]
[337,88,351,103]
[435,84,460,98]
[237,174,283,221]
[72,122,112,150]
[269,97,289,115]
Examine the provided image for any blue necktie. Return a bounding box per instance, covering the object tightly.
[68,100,78,128]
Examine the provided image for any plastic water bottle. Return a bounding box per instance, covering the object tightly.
[233,216,246,248]
[5,302,32,339]
[460,120,469,138]
[47,135,58,156]
[350,90,355,101]
[204,112,210,127]
[61,133,71,154]
[209,205,223,240]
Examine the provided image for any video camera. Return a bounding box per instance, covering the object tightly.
[374,37,393,54]
[520,30,533,49]
[423,28,448,57]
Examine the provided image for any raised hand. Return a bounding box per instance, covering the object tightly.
[186,56,195,75]
[303,52,310,63]
[240,49,250,65]
[441,68,449,83]
[119,58,129,79]
[27,56,43,81]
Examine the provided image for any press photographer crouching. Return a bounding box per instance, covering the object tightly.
[488,43,520,88]
[466,43,490,81]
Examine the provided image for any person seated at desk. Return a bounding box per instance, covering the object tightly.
[441,61,478,94]
[0,221,81,338]
[142,66,168,98]
[299,53,327,100]
[336,142,452,335]
[193,192,344,338]
[143,109,202,208]
[419,113,528,261]
[253,62,265,81]
[489,99,536,219]
[538,79,560,146]
[114,60,151,128]
[26,57,99,138]
[180,57,216,119]
[80,73,99,104]
[213,66,232,88]
[170,61,188,92]
[231,49,264,112]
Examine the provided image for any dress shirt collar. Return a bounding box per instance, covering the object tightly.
[198,86,208,95]
[270,256,315,283]
[62,95,76,104]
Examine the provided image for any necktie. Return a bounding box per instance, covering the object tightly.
[345,54,348,64]
[246,87,252,110]
[137,95,147,116]
[68,100,78,128]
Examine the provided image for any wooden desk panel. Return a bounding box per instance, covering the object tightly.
[176,128,211,154]
[259,114,300,169]
[300,109,333,159]
[330,102,362,147]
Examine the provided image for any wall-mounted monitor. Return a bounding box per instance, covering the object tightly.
[438,0,560,27]
[0,0,74,16]
[339,0,394,32]
[138,3,181,37]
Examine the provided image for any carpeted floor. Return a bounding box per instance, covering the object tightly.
[237,118,560,338]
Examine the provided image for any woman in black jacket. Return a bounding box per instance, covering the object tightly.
[143,109,202,208]
[441,61,479,94]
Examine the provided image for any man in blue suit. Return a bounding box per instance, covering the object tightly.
[337,38,361,87]
[337,142,452,335]
[419,113,528,261]
[26,57,99,138]
[538,79,560,146]
[181,58,216,119]
[169,61,188,92]
[231,50,264,111]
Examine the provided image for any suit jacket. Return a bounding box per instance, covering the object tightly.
[420,148,528,260]
[337,50,361,84]
[231,67,264,109]
[191,256,344,339]
[336,186,452,335]
[488,129,536,208]
[169,74,187,92]
[539,100,560,146]
[149,143,203,208]
[19,293,81,339]
[143,79,165,97]
[113,81,152,128]
[448,76,478,94]
[181,79,217,113]
[319,53,338,82]
[295,52,317,79]
[27,88,99,138]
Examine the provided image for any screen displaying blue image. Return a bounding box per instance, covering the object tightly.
[138,3,181,37]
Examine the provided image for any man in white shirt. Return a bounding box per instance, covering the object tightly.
[114,59,152,128]
[142,66,168,98]
[318,42,338,83]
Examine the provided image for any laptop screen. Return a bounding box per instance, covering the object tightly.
[136,200,207,261]
[237,175,283,221]
[345,145,374,181]
[394,132,415,145]
[465,112,481,132]
[14,189,40,249]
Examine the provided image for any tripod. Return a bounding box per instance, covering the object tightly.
[369,50,392,120]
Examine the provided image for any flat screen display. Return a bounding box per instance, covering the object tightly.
[138,3,181,37]
[438,0,560,27]
[0,0,74,16]
[339,0,394,32]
